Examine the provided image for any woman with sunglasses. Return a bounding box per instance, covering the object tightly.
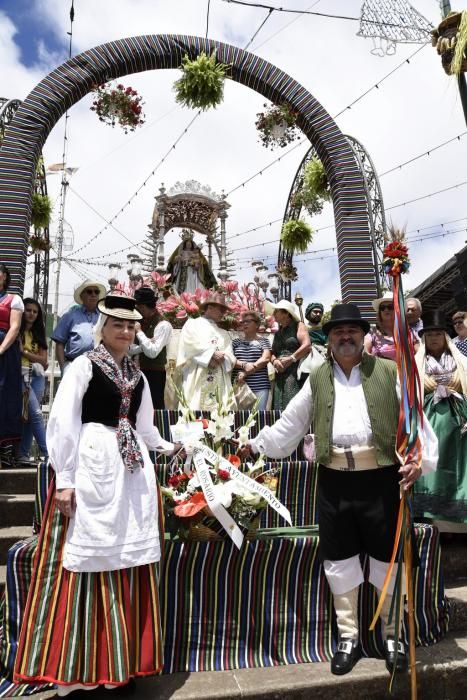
[364,292,418,360]
[232,311,272,410]
[18,298,48,462]
[452,311,467,357]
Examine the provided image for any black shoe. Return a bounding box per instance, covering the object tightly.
[331,639,360,676]
[384,637,408,674]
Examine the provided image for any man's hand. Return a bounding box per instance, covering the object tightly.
[209,351,225,368]
[398,461,422,491]
[134,322,142,333]
[55,488,76,517]
[273,359,285,373]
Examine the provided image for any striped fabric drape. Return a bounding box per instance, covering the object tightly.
[12,484,163,690]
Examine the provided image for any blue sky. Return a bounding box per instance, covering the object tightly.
[1,0,65,67]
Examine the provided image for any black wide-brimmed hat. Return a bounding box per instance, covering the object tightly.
[419,310,447,336]
[322,303,370,335]
[97,294,142,321]
[134,286,157,306]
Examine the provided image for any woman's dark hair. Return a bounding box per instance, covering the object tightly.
[0,264,11,290]
[21,298,48,350]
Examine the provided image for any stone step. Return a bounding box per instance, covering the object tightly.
[445,580,467,633]
[23,631,467,700]
[0,467,36,495]
[0,526,32,565]
[0,494,35,528]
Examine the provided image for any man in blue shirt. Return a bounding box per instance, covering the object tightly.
[51,279,106,374]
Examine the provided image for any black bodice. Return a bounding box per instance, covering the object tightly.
[81,362,144,427]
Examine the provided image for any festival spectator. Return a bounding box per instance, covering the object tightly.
[232,311,272,410]
[414,310,467,532]
[51,278,106,375]
[13,295,177,695]
[305,301,327,348]
[405,297,423,340]
[365,291,418,360]
[452,310,467,357]
[130,286,172,409]
[176,292,236,410]
[266,300,311,410]
[0,263,24,466]
[18,298,48,462]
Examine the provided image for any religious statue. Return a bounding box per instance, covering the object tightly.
[167,230,217,293]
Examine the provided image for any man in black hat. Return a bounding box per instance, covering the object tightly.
[130,287,172,409]
[240,303,437,677]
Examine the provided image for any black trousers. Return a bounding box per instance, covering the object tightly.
[142,369,166,410]
[317,464,400,562]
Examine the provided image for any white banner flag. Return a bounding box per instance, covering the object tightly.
[197,444,292,526]
[192,449,244,549]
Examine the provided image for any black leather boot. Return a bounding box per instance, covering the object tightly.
[384,637,408,674]
[331,638,361,675]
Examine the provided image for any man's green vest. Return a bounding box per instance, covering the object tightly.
[139,314,167,371]
[309,353,399,466]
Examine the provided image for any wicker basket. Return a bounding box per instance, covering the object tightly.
[432,12,467,75]
[184,513,261,542]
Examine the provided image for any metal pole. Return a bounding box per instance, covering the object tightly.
[440,0,467,126]
[48,172,69,408]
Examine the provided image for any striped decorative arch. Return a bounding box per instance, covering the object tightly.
[0,34,377,312]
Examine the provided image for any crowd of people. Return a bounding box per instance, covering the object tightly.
[1,261,467,691]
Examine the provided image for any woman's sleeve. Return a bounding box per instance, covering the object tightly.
[11,295,25,312]
[46,355,92,489]
[135,374,174,454]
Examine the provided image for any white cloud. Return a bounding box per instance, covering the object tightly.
[1,0,466,312]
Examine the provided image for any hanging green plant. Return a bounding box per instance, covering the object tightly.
[31,193,53,230]
[28,233,51,254]
[174,52,228,111]
[281,219,314,254]
[295,157,330,216]
[255,103,299,150]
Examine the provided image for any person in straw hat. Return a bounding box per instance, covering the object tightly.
[239,303,438,677]
[265,299,311,410]
[176,292,236,410]
[51,278,107,375]
[14,295,178,696]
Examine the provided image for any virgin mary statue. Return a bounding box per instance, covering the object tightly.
[167,231,217,293]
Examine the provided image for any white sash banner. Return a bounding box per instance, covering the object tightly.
[192,449,244,549]
[196,444,292,526]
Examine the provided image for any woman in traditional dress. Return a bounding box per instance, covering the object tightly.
[14,295,176,697]
[413,310,467,532]
[452,310,467,357]
[0,263,24,466]
[18,298,49,461]
[266,300,311,411]
[364,291,418,360]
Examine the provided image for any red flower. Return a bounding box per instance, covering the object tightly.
[227,454,241,468]
[168,474,181,488]
[197,418,209,429]
[174,492,207,517]
[217,469,230,481]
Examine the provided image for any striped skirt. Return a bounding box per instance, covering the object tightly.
[13,482,164,689]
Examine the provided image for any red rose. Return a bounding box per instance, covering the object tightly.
[217,469,230,481]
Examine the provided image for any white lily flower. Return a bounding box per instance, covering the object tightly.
[237,425,250,447]
[212,483,232,508]
[188,474,200,489]
[242,491,262,507]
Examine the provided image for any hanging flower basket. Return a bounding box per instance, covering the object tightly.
[31,193,53,230]
[255,104,299,149]
[296,157,331,216]
[28,233,50,254]
[432,11,467,75]
[90,83,145,133]
[276,261,298,282]
[281,219,313,254]
[173,52,228,111]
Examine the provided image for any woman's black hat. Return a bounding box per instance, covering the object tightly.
[322,304,370,335]
[419,310,447,335]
